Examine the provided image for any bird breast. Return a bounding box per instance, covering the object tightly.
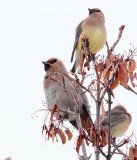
[43,73,88,121]
[77,25,107,54]
[111,115,131,138]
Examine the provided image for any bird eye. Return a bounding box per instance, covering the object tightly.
[48,59,57,64]
[88,8,101,15]
[93,9,101,12]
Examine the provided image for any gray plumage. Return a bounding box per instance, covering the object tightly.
[101,105,132,138]
[71,8,107,73]
[42,58,92,131]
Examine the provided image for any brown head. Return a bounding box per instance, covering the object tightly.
[111,105,127,113]
[42,58,68,77]
[88,8,105,23]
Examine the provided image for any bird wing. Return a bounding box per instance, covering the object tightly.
[44,72,89,114]
[110,110,128,127]
[101,110,127,127]
[71,20,83,62]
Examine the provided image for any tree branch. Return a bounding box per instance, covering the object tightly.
[110,25,125,53]
[107,89,112,160]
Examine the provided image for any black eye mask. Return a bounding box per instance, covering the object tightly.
[88,9,101,15]
[48,59,57,64]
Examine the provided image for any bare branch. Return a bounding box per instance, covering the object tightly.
[107,89,112,160]
[110,25,125,52]
[121,84,137,95]
[98,146,107,158]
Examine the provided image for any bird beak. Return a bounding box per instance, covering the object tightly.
[42,61,50,71]
[42,61,45,65]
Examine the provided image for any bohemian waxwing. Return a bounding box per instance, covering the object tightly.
[71,8,107,73]
[101,105,132,139]
[42,58,92,133]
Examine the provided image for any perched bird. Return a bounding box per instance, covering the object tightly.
[42,58,92,133]
[101,105,132,139]
[4,158,12,160]
[71,8,107,73]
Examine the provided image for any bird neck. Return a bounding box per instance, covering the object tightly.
[45,70,70,79]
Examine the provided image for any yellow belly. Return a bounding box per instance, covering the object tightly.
[111,119,130,138]
[77,26,107,54]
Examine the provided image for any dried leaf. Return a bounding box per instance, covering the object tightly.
[129,72,134,82]
[50,129,56,142]
[102,64,112,80]
[101,129,108,146]
[106,56,111,67]
[76,135,84,153]
[48,123,54,139]
[119,76,129,88]
[118,62,128,78]
[133,145,137,157]
[96,62,104,74]
[111,63,119,75]
[99,131,107,147]
[50,104,57,121]
[134,73,137,80]
[89,128,93,142]
[110,73,120,90]
[91,128,98,146]
[129,146,134,160]
[57,129,66,144]
[129,72,136,87]
[128,59,136,72]
[65,130,73,141]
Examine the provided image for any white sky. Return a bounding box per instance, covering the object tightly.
[0,0,137,160]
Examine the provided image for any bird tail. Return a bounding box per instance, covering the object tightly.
[71,61,76,73]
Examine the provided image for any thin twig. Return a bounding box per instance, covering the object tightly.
[110,25,125,52]
[107,89,112,160]
[98,146,107,158]
[111,140,129,158]
[76,113,88,159]
[75,78,97,102]
[95,64,101,160]
[121,84,137,95]
[106,41,110,54]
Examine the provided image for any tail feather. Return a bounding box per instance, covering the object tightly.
[71,61,76,73]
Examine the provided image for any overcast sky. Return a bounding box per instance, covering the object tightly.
[0,0,137,160]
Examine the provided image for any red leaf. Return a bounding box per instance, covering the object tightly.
[118,62,128,78]
[65,130,73,141]
[129,72,136,87]
[100,129,108,147]
[50,104,57,121]
[50,129,56,142]
[58,129,66,144]
[129,146,134,160]
[96,62,104,74]
[111,63,119,75]
[76,135,84,153]
[119,75,129,88]
[133,145,137,157]
[102,64,112,80]
[128,59,136,73]
[110,73,120,90]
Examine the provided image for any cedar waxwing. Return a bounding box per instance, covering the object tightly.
[71,8,107,73]
[42,58,92,133]
[101,105,132,139]
[4,158,11,160]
